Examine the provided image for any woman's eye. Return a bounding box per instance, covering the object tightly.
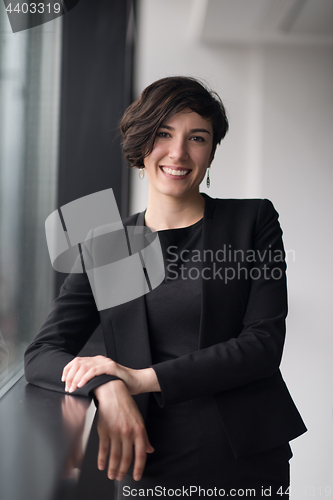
[157,132,170,138]
[190,136,205,142]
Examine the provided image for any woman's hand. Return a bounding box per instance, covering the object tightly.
[94,379,154,481]
[61,355,160,395]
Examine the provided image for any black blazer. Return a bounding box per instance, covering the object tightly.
[25,194,306,459]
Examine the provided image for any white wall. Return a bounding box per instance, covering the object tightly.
[262,45,333,493]
[132,0,333,497]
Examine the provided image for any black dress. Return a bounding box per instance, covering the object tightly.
[116,220,292,500]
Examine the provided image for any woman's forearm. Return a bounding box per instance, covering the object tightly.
[61,355,161,396]
[94,366,161,395]
[138,367,161,393]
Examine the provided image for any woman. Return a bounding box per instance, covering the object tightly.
[25,76,306,498]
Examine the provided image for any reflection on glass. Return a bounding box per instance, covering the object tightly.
[61,396,91,480]
[0,329,9,383]
[22,385,92,500]
[0,6,62,393]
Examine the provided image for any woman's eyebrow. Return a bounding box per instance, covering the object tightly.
[190,128,211,134]
[159,125,211,134]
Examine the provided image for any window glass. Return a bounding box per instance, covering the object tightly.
[0,7,62,394]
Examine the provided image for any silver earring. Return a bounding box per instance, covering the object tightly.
[206,167,210,188]
[139,168,145,180]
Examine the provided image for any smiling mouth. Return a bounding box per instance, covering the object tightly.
[160,166,191,177]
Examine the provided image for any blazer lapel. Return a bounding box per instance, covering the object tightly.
[199,194,246,349]
[199,193,217,349]
[107,211,152,370]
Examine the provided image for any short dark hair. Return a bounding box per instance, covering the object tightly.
[119,76,229,168]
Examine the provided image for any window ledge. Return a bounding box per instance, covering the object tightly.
[0,377,96,500]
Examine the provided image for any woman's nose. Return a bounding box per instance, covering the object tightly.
[169,138,189,162]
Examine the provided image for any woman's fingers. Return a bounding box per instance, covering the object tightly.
[62,356,151,396]
[62,357,89,390]
[94,380,154,482]
[61,358,76,382]
[115,439,133,481]
[108,438,123,480]
[70,365,103,392]
[61,356,117,393]
[65,364,89,392]
[64,362,92,392]
[97,431,111,471]
[107,432,150,482]
[146,441,155,454]
[76,361,115,389]
[132,435,148,481]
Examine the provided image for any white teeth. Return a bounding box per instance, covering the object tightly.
[162,167,190,176]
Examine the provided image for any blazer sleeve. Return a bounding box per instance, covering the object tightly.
[151,199,288,407]
[24,270,118,398]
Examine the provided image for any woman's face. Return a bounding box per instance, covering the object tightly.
[143,109,214,200]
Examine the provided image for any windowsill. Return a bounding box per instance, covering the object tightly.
[0,376,95,500]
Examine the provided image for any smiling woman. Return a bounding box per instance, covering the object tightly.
[25,76,306,499]
[120,77,228,231]
[143,110,214,221]
[120,76,228,168]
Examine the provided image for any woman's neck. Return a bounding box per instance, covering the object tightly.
[144,191,205,231]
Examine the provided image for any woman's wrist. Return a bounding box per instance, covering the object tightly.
[93,379,126,401]
[93,368,161,400]
[140,368,161,393]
